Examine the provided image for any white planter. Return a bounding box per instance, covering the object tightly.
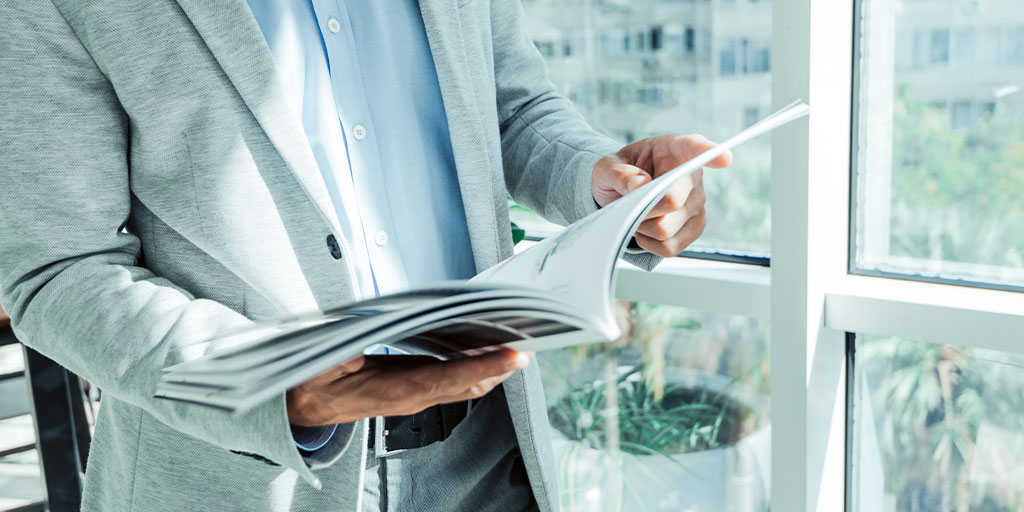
[550,371,771,512]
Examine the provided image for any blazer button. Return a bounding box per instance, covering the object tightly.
[326,234,343,260]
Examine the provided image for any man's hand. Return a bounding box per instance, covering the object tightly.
[592,134,733,258]
[286,349,531,427]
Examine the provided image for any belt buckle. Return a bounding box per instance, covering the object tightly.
[372,416,406,458]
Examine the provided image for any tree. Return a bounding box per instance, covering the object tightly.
[889,86,1024,269]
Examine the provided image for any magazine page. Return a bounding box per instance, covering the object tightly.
[473,100,810,340]
[164,286,553,376]
[157,297,594,411]
[156,101,808,413]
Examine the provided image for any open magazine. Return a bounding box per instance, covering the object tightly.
[155,100,809,413]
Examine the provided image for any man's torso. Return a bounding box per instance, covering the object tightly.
[41,1,548,511]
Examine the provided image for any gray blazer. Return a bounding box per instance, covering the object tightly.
[0,1,657,511]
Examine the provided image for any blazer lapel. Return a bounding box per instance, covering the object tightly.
[418,0,503,272]
[173,0,343,236]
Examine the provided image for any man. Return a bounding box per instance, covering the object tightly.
[0,1,731,511]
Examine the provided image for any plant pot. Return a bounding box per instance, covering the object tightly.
[551,369,771,512]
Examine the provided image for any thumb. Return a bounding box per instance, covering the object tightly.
[604,163,652,197]
[339,354,366,374]
[594,156,653,207]
[620,171,651,195]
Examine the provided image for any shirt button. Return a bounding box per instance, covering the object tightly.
[352,124,367,140]
[327,18,342,33]
[326,234,343,260]
[373,231,389,247]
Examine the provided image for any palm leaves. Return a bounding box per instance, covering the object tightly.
[862,337,1024,511]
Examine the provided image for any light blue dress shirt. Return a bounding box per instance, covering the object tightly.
[245,0,477,450]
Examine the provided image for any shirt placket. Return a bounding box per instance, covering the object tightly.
[311,0,408,296]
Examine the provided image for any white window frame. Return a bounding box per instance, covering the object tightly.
[609,0,1024,510]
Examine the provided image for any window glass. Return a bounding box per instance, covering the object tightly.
[929,29,949,65]
[851,335,1024,511]
[853,0,1024,289]
[540,301,770,511]
[0,344,22,375]
[517,0,774,257]
[0,445,42,510]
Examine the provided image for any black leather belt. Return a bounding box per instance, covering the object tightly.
[368,399,472,456]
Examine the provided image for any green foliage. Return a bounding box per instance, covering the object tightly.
[545,302,758,458]
[889,87,1024,267]
[507,203,532,214]
[862,338,1024,511]
[511,221,526,245]
[629,302,703,331]
[547,366,746,457]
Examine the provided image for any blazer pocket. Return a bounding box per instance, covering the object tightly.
[130,131,207,245]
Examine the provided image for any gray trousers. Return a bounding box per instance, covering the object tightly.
[362,386,539,512]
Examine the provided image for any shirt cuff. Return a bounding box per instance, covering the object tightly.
[291,424,338,452]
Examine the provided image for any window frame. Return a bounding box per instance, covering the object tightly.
[846,0,1024,295]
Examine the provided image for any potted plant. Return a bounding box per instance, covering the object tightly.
[541,302,770,512]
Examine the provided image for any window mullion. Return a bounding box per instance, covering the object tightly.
[770,0,855,510]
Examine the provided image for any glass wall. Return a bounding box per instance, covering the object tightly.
[540,301,770,511]
[517,3,776,509]
[851,335,1024,512]
[850,1,1024,509]
[853,0,1024,289]
[517,0,774,257]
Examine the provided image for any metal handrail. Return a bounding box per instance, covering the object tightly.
[0,317,91,512]
[4,502,46,512]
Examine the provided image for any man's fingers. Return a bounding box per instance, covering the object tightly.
[303,354,367,387]
[308,349,532,422]
[339,354,367,373]
[638,182,706,242]
[603,158,651,196]
[644,169,703,219]
[430,349,529,396]
[634,231,675,258]
[636,209,691,241]
[634,211,708,257]
[371,350,528,416]
[656,134,733,174]
[615,166,651,196]
[381,349,527,406]
[467,368,519,398]
[592,156,652,207]
[436,369,518,404]
[376,366,517,418]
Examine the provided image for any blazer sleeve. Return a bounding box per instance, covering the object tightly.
[490,0,662,271]
[0,4,329,487]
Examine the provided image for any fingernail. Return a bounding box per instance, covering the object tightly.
[627,175,646,192]
[509,352,530,370]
